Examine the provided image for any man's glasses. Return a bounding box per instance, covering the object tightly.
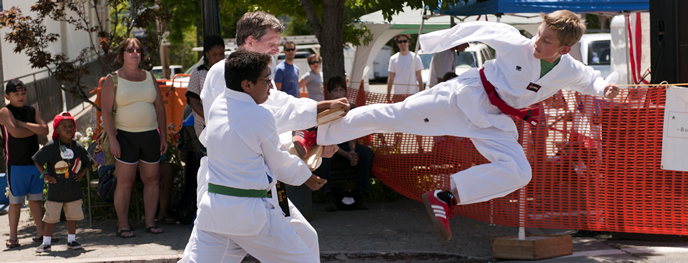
[125,48,142,54]
[397,40,409,44]
[284,48,296,52]
[255,77,273,87]
[309,60,321,65]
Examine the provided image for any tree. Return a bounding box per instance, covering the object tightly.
[0,0,171,111]
[249,0,477,85]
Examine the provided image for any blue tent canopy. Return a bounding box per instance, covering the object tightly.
[432,0,649,16]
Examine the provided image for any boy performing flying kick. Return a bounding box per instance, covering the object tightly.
[315,10,620,240]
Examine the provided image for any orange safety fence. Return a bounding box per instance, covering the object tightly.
[92,74,189,138]
[348,85,688,235]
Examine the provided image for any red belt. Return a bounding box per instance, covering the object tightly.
[479,68,539,126]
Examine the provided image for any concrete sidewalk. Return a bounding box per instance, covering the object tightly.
[3,197,688,262]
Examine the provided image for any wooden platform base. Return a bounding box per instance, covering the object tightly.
[491,235,572,260]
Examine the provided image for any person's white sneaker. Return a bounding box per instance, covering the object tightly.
[35,243,51,253]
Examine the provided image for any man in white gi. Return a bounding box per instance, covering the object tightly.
[428,43,469,88]
[315,10,620,241]
[182,50,325,262]
[184,11,348,261]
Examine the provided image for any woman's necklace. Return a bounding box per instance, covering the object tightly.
[59,140,72,179]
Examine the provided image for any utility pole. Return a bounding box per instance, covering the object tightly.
[202,0,222,40]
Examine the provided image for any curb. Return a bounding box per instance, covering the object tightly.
[20,251,491,263]
[21,255,182,263]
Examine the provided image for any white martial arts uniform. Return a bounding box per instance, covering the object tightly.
[182,58,321,261]
[180,88,317,263]
[317,21,609,205]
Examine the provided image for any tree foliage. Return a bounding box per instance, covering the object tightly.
[0,0,171,110]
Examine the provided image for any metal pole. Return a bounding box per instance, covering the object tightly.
[202,0,222,39]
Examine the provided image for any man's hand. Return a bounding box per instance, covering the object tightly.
[346,151,359,166]
[305,174,327,191]
[317,98,350,114]
[321,145,339,158]
[604,84,620,100]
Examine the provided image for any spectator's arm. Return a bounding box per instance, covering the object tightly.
[100,75,120,158]
[298,78,308,90]
[188,96,204,120]
[0,107,34,138]
[387,72,395,97]
[416,70,424,91]
[151,73,168,154]
[18,108,49,136]
[274,68,284,91]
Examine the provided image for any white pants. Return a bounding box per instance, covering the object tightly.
[317,82,532,204]
[179,208,317,263]
[185,157,320,261]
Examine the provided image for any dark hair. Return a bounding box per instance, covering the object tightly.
[236,11,284,47]
[394,34,412,42]
[327,76,346,93]
[203,35,225,65]
[116,38,145,66]
[224,50,272,92]
[442,72,458,83]
[283,41,295,49]
[306,53,321,65]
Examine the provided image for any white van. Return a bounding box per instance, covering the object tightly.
[368,46,392,82]
[569,34,612,78]
[419,43,494,87]
[152,65,184,80]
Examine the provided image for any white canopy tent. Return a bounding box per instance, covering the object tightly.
[350,6,543,91]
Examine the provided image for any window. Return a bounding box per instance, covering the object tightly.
[588,40,611,65]
[455,51,477,68]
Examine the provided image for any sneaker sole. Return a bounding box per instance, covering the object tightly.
[422,193,452,241]
[68,245,82,250]
[293,142,308,159]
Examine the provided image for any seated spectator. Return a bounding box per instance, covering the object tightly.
[317,76,374,211]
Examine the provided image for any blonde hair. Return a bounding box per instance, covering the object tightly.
[540,10,585,47]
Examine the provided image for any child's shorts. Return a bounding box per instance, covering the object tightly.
[7,165,43,204]
[115,129,161,164]
[43,199,84,223]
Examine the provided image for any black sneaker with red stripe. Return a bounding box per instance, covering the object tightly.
[422,190,456,241]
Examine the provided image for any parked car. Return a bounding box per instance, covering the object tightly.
[570,33,611,78]
[419,43,494,87]
[152,65,184,80]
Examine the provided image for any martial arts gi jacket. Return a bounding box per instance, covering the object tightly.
[196,88,313,235]
[420,21,607,132]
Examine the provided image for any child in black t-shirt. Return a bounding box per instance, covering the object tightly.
[32,112,94,252]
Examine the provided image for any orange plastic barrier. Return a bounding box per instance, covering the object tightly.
[349,86,688,235]
[93,74,189,138]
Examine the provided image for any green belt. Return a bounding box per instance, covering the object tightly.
[208,183,269,198]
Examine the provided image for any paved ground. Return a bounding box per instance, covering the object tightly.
[3,197,688,262]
